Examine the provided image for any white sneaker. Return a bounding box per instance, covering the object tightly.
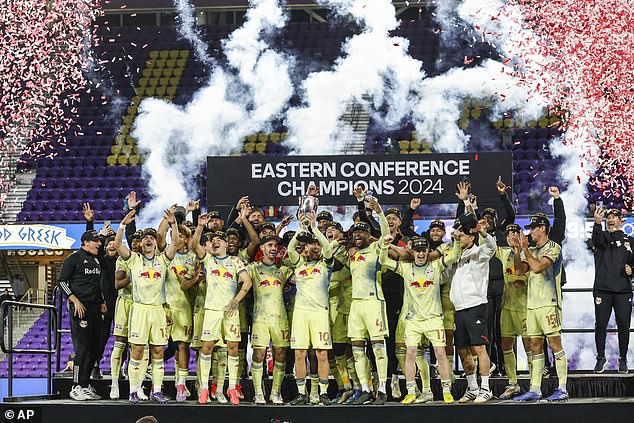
[474,388,493,404]
[70,385,88,401]
[391,375,402,399]
[458,388,479,403]
[109,383,120,400]
[254,392,266,404]
[137,386,149,401]
[270,392,284,405]
[216,391,228,404]
[414,391,434,404]
[85,385,101,400]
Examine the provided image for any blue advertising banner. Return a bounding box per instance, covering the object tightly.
[0,223,119,250]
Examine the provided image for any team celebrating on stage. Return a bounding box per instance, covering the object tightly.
[59,177,632,406]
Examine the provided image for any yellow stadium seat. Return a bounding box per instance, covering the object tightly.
[165,77,177,87]
[155,86,166,97]
[538,117,549,128]
[148,78,159,87]
[142,68,153,78]
[173,68,184,78]
[136,87,146,97]
[247,134,257,143]
[470,108,482,119]
[179,50,190,59]
[270,132,280,143]
[421,142,432,152]
[411,130,418,140]
[244,143,255,154]
[130,97,140,107]
[149,51,159,60]
[280,132,287,140]
[164,94,174,101]
[162,68,173,78]
[150,68,161,78]
[146,86,157,97]
[117,155,129,166]
[106,155,118,166]
[111,145,122,155]
[410,140,421,150]
[398,140,410,150]
[255,142,267,153]
[155,59,166,68]
[121,145,134,156]
[119,125,130,136]
[169,50,180,60]
[458,119,469,130]
[176,59,187,68]
[159,50,170,59]
[115,135,126,145]
[123,115,134,125]
[526,120,537,128]
[128,155,141,166]
[127,105,137,116]
[166,87,177,96]
[504,118,514,128]
[549,116,560,126]
[145,59,155,69]
[257,133,269,142]
[409,149,421,155]
[166,59,176,68]
[399,149,409,154]
[159,77,169,87]
[139,77,149,88]
[125,135,136,145]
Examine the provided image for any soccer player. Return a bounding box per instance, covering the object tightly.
[450,214,496,404]
[346,198,390,405]
[192,214,253,405]
[513,214,568,402]
[592,207,633,374]
[496,224,531,399]
[114,208,179,404]
[247,235,293,404]
[288,212,334,406]
[380,233,462,404]
[157,219,197,402]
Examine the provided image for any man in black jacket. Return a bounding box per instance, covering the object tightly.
[592,207,633,374]
[58,230,107,401]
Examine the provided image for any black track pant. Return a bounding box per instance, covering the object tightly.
[384,289,403,377]
[594,291,633,359]
[486,293,503,367]
[96,299,115,368]
[70,302,103,388]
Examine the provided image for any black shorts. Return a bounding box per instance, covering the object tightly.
[454,303,489,348]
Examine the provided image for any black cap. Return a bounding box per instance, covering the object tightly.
[453,213,478,232]
[259,235,280,246]
[352,211,360,221]
[141,228,157,239]
[317,211,333,222]
[104,235,115,245]
[429,220,446,231]
[297,231,317,243]
[174,206,187,224]
[208,231,228,242]
[504,223,522,234]
[281,230,296,246]
[132,230,143,240]
[606,208,623,218]
[384,208,402,219]
[524,213,550,229]
[249,207,265,217]
[259,222,276,233]
[411,237,430,251]
[226,227,242,240]
[81,230,100,243]
[350,221,371,234]
[482,208,497,219]
[208,210,223,220]
[326,221,344,232]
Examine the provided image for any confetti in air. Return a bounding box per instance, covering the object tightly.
[0,0,101,208]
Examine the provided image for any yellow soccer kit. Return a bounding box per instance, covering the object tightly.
[165,250,196,342]
[113,257,133,337]
[496,247,528,337]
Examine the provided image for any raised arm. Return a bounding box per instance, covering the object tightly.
[192,214,209,259]
[591,207,606,249]
[114,209,136,260]
[549,187,566,243]
[442,231,463,268]
[474,219,497,261]
[164,208,179,261]
[497,176,515,229]
[367,198,389,241]
[83,203,95,231]
[287,230,301,266]
[309,213,332,259]
[156,205,175,252]
[181,261,203,291]
[379,235,399,272]
[519,232,555,274]
[400,198,420,238]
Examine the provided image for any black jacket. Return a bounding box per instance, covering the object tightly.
[58,248,105,304]
[592,224,634,294]
[86,221,118,305]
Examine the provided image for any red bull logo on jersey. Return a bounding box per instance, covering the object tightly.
[351,254,366,262]
[210,266,234,280]
[506,267,513,275]
[139,269,162,280]
[258,277,283,288]
[409,279,434,290]
[171,265,188,276]
[298,267,322,278]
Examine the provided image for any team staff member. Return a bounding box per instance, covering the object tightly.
[58,230,107,401]
[592,207,633,374]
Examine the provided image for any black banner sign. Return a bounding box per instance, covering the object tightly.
[207,153,513,207]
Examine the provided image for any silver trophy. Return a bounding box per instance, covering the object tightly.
[298,195,319,227]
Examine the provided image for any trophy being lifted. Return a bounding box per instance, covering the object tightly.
[298,183,319,227]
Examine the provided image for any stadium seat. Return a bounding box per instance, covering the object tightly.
[173,68,184,78]
[162,68,173,77]
[117,156,129,166]
[148,78,159,87]
[169,50,180,60]
[244,143,255,154]
[178,50,190,59]
[247,134,258,143]
[149,51,159,60]
[106,155,118,166]
[257,133,269,142]
[145,86,156,97]
[255,143,267,153]
[398,140,410,150]
[159,50,170,59]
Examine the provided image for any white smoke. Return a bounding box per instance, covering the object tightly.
[174,0,214,66]
[133,0,293,224]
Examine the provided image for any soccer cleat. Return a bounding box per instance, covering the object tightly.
[227,388,240,405]
[618,358,628,374]
[211,383,217,400]
[474,388,493,404]
[443,392,454,404]
[176,384,187,403]
[352,391,373,405]
[391,375,401,399]
[85,385,101,400]
[545,388,569,402]
[415,391,434,404]
[374,391,387,405]
[401,394,417,405]
[345,389,362,405]
[129,392,140,404]
[499,383,521,400]
[594,356,607,374]
[235,384,245,399]
[69,385,88,401]
[513,391,542,402]
[270,392,284,405]
[332,389,344,403]
[338,389,354,404]
[137,386,149,401]
[216,391,228,404]
[542,366,550,377]
[110,382,120,400]
[151,392,168,404]
[254,392,266,404]
[310,391,320,405]
[290,394,308,405]
[198,388,209,405]
[319,393,332,405]
[458,389,478,403]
